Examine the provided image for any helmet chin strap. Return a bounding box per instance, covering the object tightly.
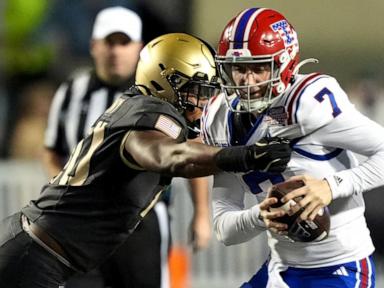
[239,98,269,113]
[184,101,195,112]
[238,77,276,113]
[186,119,201,139]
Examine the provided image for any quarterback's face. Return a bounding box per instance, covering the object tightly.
[231,63,271,100]
[91,33,142,85]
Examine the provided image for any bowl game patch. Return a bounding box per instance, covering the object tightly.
[266,106,288,126]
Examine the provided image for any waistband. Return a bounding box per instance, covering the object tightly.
[21,214,77,271]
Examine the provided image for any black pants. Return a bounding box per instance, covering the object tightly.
[0,206,170,288]
[0,212,75,288]
[64,204,171,288]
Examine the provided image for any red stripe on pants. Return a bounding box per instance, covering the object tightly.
[360,258,368,288]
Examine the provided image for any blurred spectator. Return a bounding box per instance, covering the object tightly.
[45,1,140,77]
[8,81,54,159]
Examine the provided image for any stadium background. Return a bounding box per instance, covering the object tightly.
[0,0,383,287]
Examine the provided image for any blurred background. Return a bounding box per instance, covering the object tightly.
[0,0,383,287]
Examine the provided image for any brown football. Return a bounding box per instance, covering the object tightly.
[268,180,330,242]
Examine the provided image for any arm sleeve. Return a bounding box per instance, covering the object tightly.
[321,109,384,199]
[212,172,266,246]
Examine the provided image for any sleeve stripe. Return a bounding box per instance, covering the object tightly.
[286,73,321,125]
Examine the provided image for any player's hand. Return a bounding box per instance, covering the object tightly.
[248,137,292,173]
[188,213,211,253]
[215,137,291,173]
[281,175,332,221]
[258,197,288,235]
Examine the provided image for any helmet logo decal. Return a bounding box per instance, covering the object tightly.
[270,20,297,48]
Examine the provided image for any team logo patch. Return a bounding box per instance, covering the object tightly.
[232,51,243,57]
[266,106,288,125]
[155,115,182,139]
[270,20,297,47]
[226,49,251,57]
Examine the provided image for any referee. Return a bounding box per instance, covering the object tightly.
[42,7,211,288]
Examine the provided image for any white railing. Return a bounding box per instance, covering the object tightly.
[0,160,46,219]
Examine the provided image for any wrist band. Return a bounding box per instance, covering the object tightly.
[214,146,250,172]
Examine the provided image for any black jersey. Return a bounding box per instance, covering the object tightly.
[22,89,188,272]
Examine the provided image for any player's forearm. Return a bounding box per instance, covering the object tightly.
[139,139,222,178]
[189,177,211,216]
[188,177,212,251]
[186,137,212,209]
[124,130,221,177]
[125,130,291,177]
[321,113,384,199]
[166,142,222,177]
[214,205,265,246]
[212,172,267,245]
[326,149,384,199]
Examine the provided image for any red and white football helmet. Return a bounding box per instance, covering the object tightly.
[216,8,313,113]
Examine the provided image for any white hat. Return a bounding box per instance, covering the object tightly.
[92,6,142,41]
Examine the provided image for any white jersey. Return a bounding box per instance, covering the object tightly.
[202,73,384,268]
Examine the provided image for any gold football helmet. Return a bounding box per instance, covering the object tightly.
[135,33,219,111]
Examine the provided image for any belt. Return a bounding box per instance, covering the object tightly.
[21,214,73,268]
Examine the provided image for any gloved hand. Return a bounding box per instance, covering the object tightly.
[248,137,292,173]
[215,137,292,173]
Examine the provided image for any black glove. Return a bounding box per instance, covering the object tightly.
[247,137,292,172]
[215,137,292,173]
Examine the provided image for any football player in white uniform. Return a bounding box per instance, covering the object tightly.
[201,7,384,288]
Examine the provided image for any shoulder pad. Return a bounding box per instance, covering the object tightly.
[285,74,353,135]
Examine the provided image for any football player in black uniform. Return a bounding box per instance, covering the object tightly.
[0,33,291,288]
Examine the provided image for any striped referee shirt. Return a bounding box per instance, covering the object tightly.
[45,69,133,157]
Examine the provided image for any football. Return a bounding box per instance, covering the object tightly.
[268,180,330,242]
